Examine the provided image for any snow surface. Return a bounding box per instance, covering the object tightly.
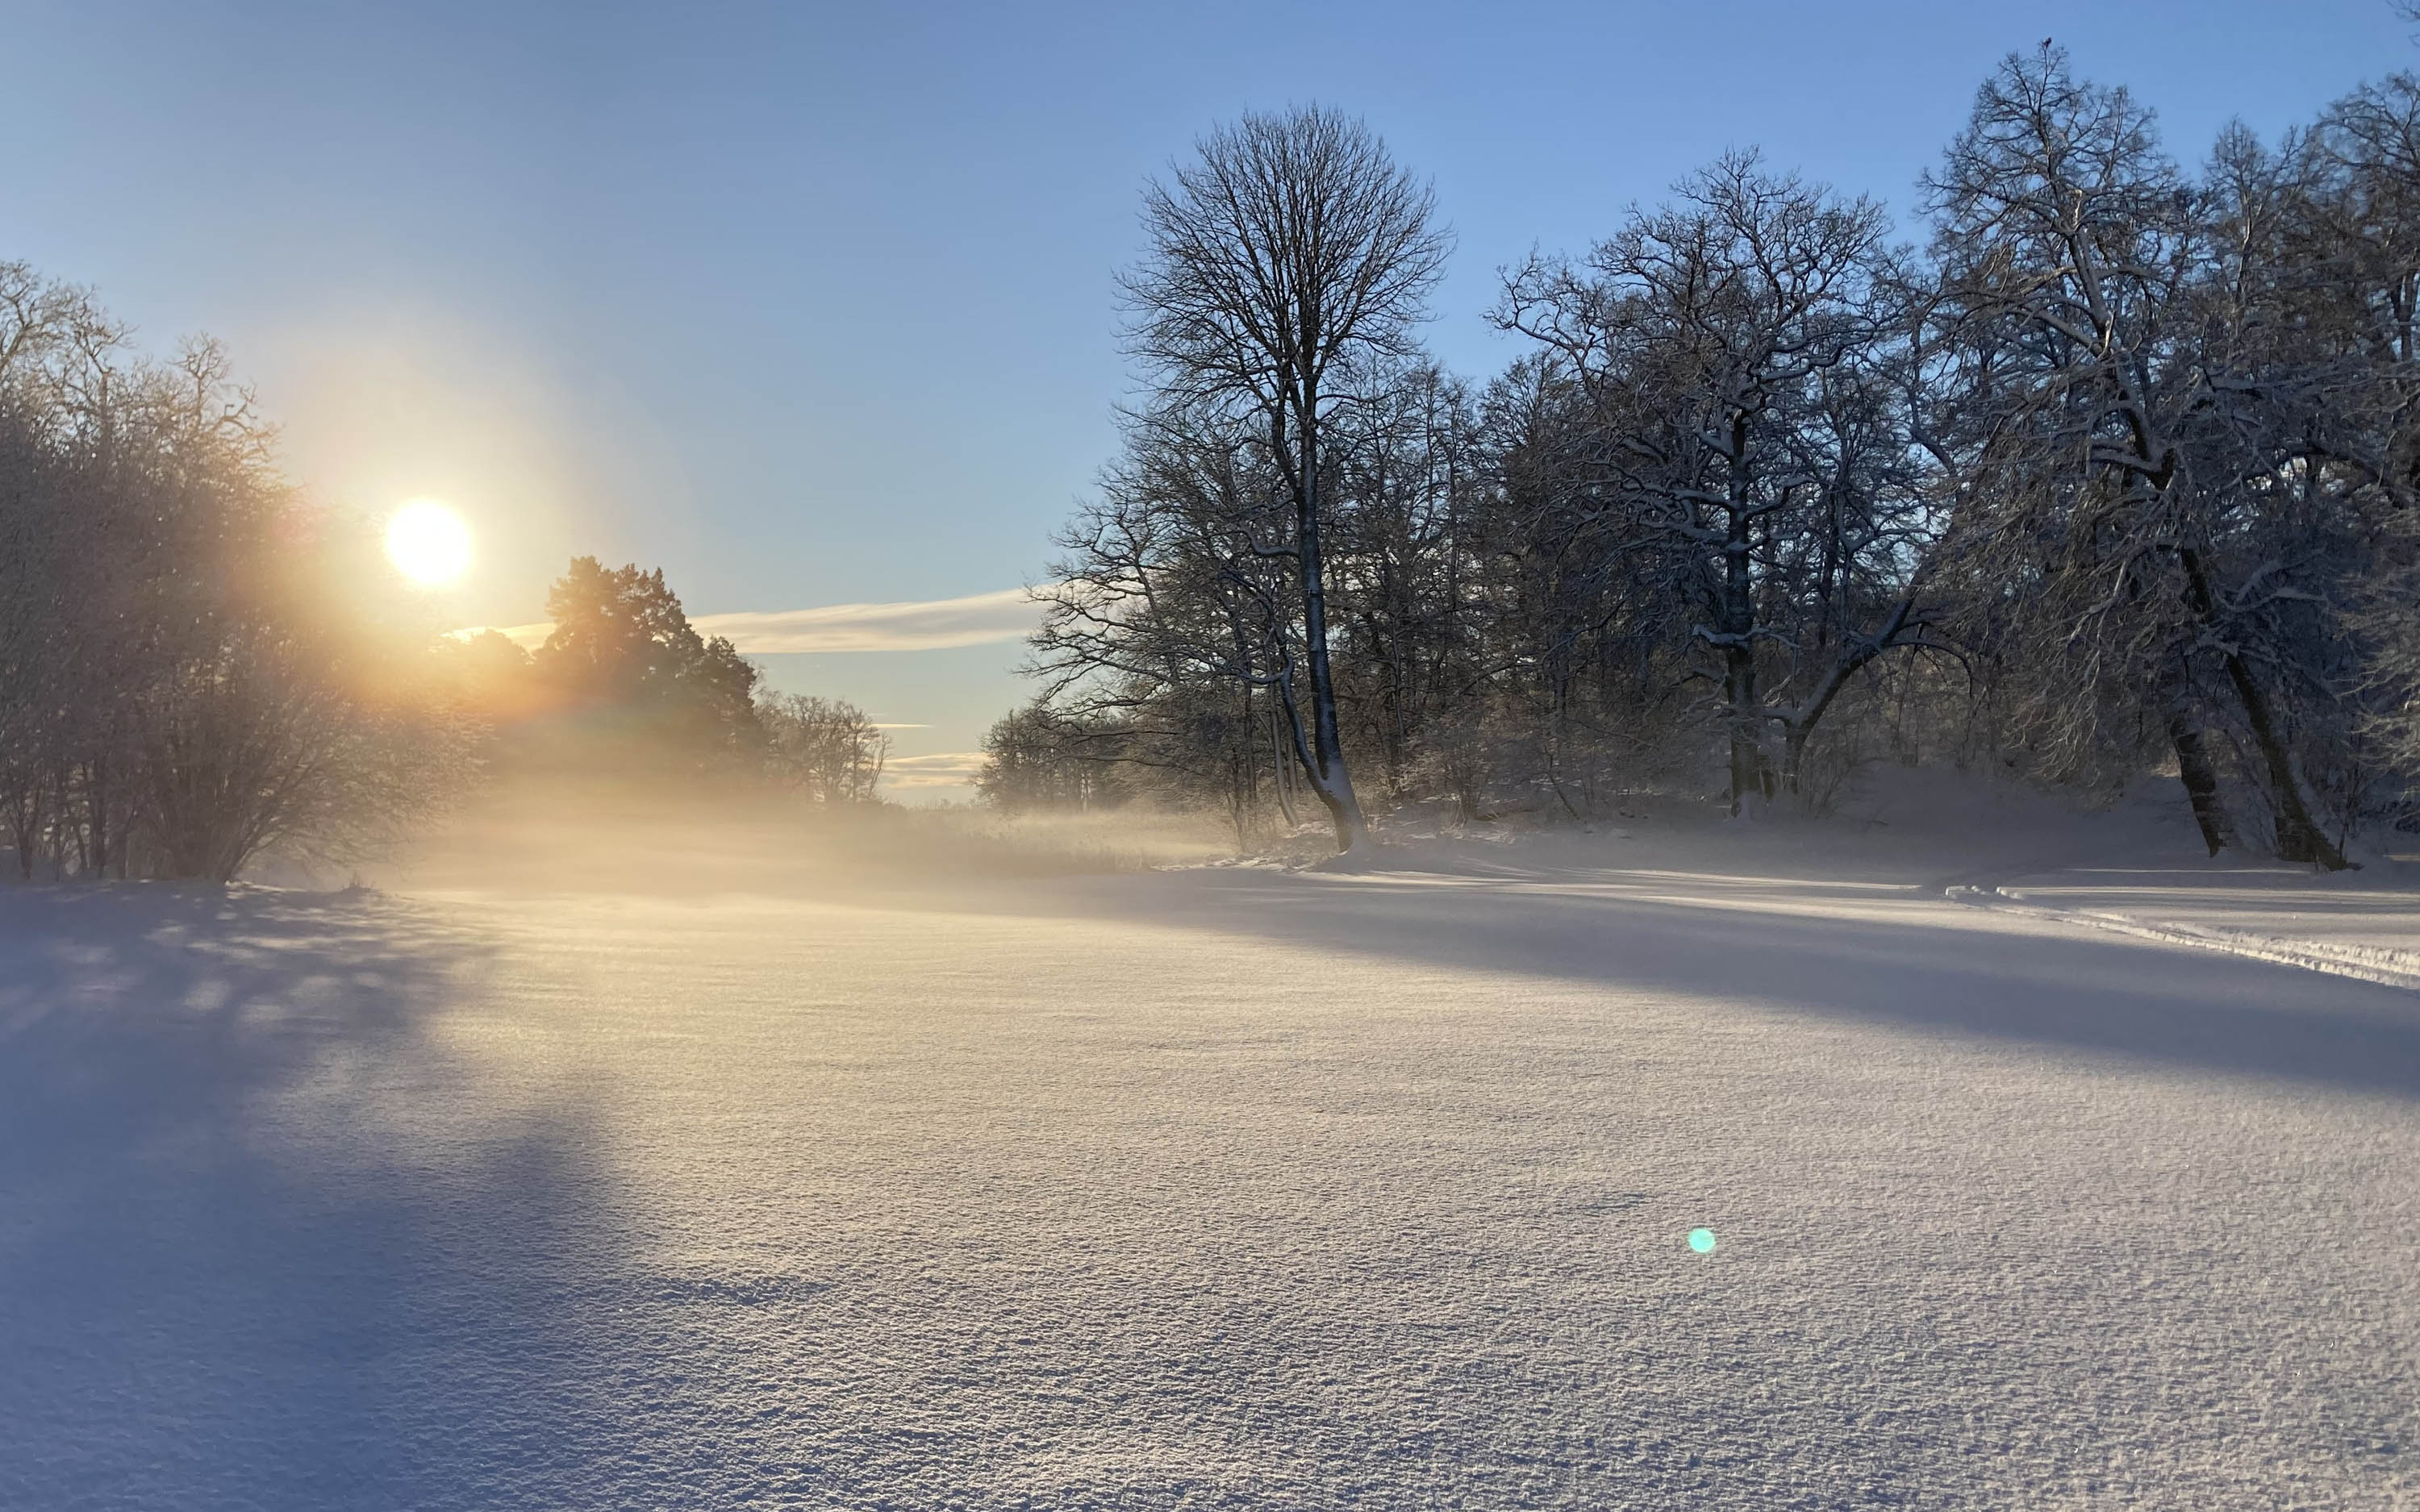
[4,780,2418,1508]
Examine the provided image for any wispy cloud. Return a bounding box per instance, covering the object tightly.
[470,585,1040,656]
[698,587,1041,654]
[882,752,987,789]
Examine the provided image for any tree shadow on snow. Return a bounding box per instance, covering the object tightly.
[1045,866,2420,1102]
[0,885,631,1512]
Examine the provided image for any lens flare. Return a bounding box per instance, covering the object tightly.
[386,500,472,588]
[1688,1227,1717,1253]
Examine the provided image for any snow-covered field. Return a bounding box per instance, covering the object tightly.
[4,781,2418,1508]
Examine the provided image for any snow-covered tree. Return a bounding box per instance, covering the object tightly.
[1921,48,2369,865]
[1496,153,1933,812]
[1116,106,1451,854]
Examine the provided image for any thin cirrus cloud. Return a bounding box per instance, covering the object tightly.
[882,752,988,789]
[479,585,1040,654]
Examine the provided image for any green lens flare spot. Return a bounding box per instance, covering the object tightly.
[1688,1227,1717,1253]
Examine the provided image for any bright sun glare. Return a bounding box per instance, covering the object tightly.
[386,500,472,588]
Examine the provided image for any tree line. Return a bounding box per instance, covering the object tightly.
[988,48,2420,868]
[0,267,886,882]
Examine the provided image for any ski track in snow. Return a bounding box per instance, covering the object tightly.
[2,847,2417,1509]
[1946,882,2420,993]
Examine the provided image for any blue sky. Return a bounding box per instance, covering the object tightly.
[2,0,2406,793]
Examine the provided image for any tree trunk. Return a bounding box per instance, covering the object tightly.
[2219,651,2347,868]
[1267,706,1300,828]
[1781,722,1810,799]
[2178,548,2347,869]
[1725,644,1761,815]
[89,755,109,882]
[1720,424,1766,818]
[2160,682,2234,857]
[6,783,37,881]
[1294,406,1371,853]
[1775,599,1914,809]
[1721,483,1761,817]
[1451,752,1483,823]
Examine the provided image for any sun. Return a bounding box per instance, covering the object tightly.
[386,500,472,588]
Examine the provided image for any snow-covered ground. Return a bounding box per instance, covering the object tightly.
[1970,859,2420,989]
[3,780,2418,1508]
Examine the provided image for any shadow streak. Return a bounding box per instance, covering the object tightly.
[1009,864,2420,1102]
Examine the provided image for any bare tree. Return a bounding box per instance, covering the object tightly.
[1030,404,1297,834]
[1119,105,1450,854]
[0,264,467,881]
[1327,359,1487,807]
[2298,71,2420,801]
[975,701,1129,814]
[1498,153,1930,814]
[759,694,889,804]
[1924,48,2356,866]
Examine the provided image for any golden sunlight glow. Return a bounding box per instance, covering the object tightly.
[386,500,472,588]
